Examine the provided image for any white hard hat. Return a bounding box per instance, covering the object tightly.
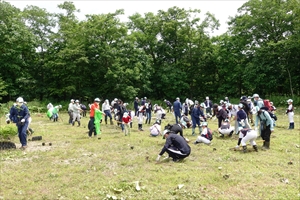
[201,122,208,126]
[206,97,209,100]
[287,99,293,103]
[238,103,244,108]
[162,129,171,139]
[94,98,100,102]
[252,94,259,98]
[17,97,24,103]
[70,99,74,102]
[75,100,79,103]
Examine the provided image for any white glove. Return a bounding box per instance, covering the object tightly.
[156,155,161,162]
[235,145,239,149]
[21,119,25,123]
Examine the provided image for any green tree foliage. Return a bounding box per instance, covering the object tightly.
[0,0,298,103]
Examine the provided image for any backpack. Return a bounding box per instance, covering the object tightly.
[263,99,272,111]
[206,128,213,141]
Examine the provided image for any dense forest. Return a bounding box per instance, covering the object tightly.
[0,0,299,103]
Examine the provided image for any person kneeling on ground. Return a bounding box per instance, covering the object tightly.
[235,126,258,153]
[149,120,161,137]
[194,122,213,145]
[156,130,191,162]
[218,119,234,138]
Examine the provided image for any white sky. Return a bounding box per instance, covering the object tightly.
[6,0,247,36]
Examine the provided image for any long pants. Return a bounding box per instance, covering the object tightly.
[196,136,211,144]
[174,111,181,124]
[104,110,112,121]
[206,107,212,115]
[124,123,130,135]
[138,112,144,125]
[241,130,257,146]
[68,111,73,124]
[288,112,294,123]
[72,113,81,124]
[156,110,162,121]
[17,122,29,146]
[261,124,271,142]
[166,146,190,160]
[88,117,96,137]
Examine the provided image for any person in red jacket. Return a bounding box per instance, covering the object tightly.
[88,98,101,138]
[122,111,131,136]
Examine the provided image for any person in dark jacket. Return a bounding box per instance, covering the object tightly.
[134,97,139,116]
[191,104,206,135]
[10,97,30,150]
[164,123,184,137]
[173,97,182,124]
[213,104,228,128]
[156,130,191,162]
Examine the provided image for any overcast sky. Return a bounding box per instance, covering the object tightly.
[6,0,248,36]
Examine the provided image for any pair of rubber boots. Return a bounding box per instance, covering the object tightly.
[145,119,151,124]
[138,124,144,131]
[242,145,258,153]
[192,127,202,136]
[72,121,80,127]
[262,141,270,150]
[288,123,294,129]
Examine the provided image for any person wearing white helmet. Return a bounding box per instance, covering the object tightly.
[204,97,213,116]
[149,120,161,137]
[173,97,182,124]
[234,126,258,153]
[68,99,75,124]
[72,100,82,126]
[134,97,139,116]
[194,122,213,145]
[252,94,264,108]
[122,111,132,136]
[286,99,294,129]
[10,97,30,150]
[218,119,234,137]
[236,103,251,130]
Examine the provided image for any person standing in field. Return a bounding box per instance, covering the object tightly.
[72,100,82,126]
[88,98,101,138]
[134,97,139,116]
[122,111,131,136]
[102,99,113,125]
[286,99,294,129]
[173,97,182,124]
[68,99,75,124]
[10,97,30,150]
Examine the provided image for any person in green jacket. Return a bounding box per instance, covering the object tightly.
[94,109,105,137]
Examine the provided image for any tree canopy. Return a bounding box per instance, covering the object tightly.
[0,0,299,103]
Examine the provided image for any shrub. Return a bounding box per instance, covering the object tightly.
[0,125,17,140]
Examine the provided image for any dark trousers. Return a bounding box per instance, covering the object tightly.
[88,117,95,137]
[166,146,190,160]
[17,122,29,146]
[217,117,224,128]
[261,124,271,142]
[104,110,112,121]
[68,111,73,124]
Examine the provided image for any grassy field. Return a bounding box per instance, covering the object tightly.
[0,108,299,200]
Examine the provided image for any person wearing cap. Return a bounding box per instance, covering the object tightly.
[194,122,213,145]
[173,97,182,124]
[137,102,146,131]
[156,130,191,162]
[102,99,113,125]
[72,100,82,126]
[191,103,206,135]
[164,99,172,113]
[286,99,294,129]
[236,103,251,130]
[68,99,75,124]
[88,98,101,138]
[239,96,250,117]
[52,104,62,122]
[224,97,230,104]
[204,97,213,116]
[180,114,192,129]
[247,98,255,125]
[134,97,139,116]
[218,119,234,137]
[269,102,276,113]
[141,97,147,106]
[164,123,185,138]
[212,103,228,128]
[145,99,153,124]
[256,108,274,149]
[10,97,30,150]
[235,126,258,153]
[252,94,264,108]
[122,111,132,136]
[149,120,161,137]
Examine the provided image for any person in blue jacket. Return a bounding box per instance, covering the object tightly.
[10,97,30,150]
[191,104,206,135]
[173,97,182,124]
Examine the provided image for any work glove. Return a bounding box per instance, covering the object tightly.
[156,155,161,162]
[21,119,25,123]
